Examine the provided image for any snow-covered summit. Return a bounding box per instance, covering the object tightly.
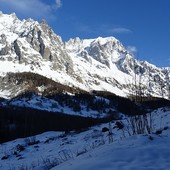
[65,36,126,62]
[0,12,38,42]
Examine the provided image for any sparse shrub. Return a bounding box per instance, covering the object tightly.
[108,122,113,143]
[76,148,88,157]
[91,130,103,139]
[42,157,62,170]
[58,133,67,138]
[24,138,30,145]
[17,164,29,170]
[107,110,121,120]
[154,126,169,135]
[114,121,124,130]
[127,112,153,135]
[24,136,39,146]
[163,126,168,130]
[1,155,9,160]
[91,138,105,149]
[73,103,81,112]
[44,137,55,144]
[102,127,109,132]
[58,149,73,161]
[148,135,154,140]
[18,156,24,160]
[16,144,25,152]
[155,129,163,135]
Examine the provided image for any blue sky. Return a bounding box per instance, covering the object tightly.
[0,0,170,67]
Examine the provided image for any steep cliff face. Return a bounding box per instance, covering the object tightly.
[0,12,169,99]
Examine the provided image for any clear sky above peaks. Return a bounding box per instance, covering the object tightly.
[0,0,170,67]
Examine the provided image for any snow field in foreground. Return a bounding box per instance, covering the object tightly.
[0,107,170,170]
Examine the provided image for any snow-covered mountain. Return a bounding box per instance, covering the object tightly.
[65,37,170,98]
[0,12,170,99]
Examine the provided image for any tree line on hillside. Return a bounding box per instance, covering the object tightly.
[0,105,116,143]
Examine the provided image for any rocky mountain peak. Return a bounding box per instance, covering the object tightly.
[65,36,127,68]
[0,12,73,73]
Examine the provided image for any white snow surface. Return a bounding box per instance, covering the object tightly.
[0,108,170,170]
[55,135,170,170]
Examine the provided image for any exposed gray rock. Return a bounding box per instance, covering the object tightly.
[0,45,10,55]
[13,39,22,61]
[30,27,41,52]
[0,34,7,44]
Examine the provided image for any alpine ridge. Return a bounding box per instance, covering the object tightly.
[0,12,170,99]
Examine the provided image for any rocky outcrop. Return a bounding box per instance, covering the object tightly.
[0,45,10,55]
[14,40,22,61]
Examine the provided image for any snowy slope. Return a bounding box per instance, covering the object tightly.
[0,12,170,100]
[54,134,170,170]
[0,107,170,170]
